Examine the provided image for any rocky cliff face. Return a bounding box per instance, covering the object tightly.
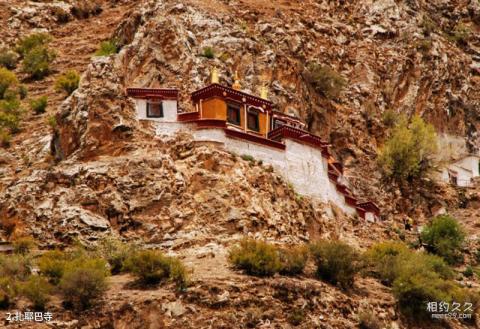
[1,0,480,328]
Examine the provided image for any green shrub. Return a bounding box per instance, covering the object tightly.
[55,69,80,95]
[30,96,48,114]
[364,241,410,285]
[123,250,188,288]
[287,309,305,326]
[378,115,437,183]
[22,46,56,80]
[71,0,102,19]
[37,250,67,285]
[0,49,17,70]
[59,257,108,310]
[416,39,433,53]
[364,241,469,319]
[240,154,255,162]
[278,246,308,276]
[96,237,135,275]
[0,277,17,309]
[358,310,381,329]
[365,242,454,285]
[46,115,57,130]
[16,33,52,57]
[0,111,21,133]
[0,68,18,99]
[0,255,31,280]
[0,129,11,147]
[306,63,347,99]
[12,236,35,255]
[421,215,465,264]
[463,265,474,278]
[421,16,436,36]
[51,6,71,23]
[309,240,358,289]
[17,85,27,99]
[95,40,118,56]
[21,276,52,310]
[392,260,455,319]
[166,257,188,290]
[448,23,471,45]
[381,109,397,128]
[228,239,281,277]
[201,47,215,59]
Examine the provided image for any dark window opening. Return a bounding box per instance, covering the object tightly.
[147,101,163,118]
[449,173,457,185]
[227,103,241,126]
[247,111,260,132]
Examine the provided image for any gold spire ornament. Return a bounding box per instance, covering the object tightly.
[211,67,219,84]
[260,84,268,100]
[232,70,241,90]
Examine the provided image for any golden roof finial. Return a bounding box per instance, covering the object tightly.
[232,70,241,90]
[211,67,219,84]
[260,84,268,100]
[258,73,269,99]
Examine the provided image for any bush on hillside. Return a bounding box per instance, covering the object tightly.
[363,241,471,320]
[51,6,71,23]
[21,276,52,310]
[0,93,23,135]
[449,23,471,45]
[358,309,382,329]
[55,69,80,96]
[30,96,48,114]
[59,257,108,310]
[123,250,188,288]
[305,63,346,99]
[12,236,35,255]
[17,85,27,99]
[96,237,135,275]
[365,241,454,286]
[421,215,465,264]
[16,33,52,57]
[0,255,31,280]
[95,40,118,56]
[363,241,410,285]
[378,115,437,183]
[278,246,308,276]
[22,46,56,80]
[71,0,102,19]
[309,240,359,289]
[37,250,68,285]
[0,129,11,147]
[0,277,17,309]
[0,49,18,70]
[201,47,215,59]
[381,109,398,128]
[0,111,21,134]
[228,239,282,277]
[0,68,18,99]
[392,266,453,319]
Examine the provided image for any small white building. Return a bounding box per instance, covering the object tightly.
[440,154,480,187]
[127,88,179,122]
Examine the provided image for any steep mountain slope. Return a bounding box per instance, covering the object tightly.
[0,0,479,328]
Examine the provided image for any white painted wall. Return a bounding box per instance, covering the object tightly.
[451,165,473,187]
[456,156,480,177]
[365,212,375,222]
[135,99,178,122]
[191,127,357,215]
[440,156,480,187]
